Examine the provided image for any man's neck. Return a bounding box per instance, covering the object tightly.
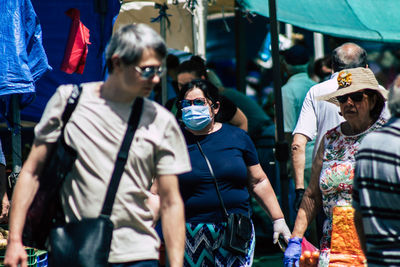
[101,77,137,103]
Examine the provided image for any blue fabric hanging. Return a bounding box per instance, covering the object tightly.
[0,0,51,97]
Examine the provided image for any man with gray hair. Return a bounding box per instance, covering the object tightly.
[291,42,368,211]
[352,75,400,267]
[5,24,191,267]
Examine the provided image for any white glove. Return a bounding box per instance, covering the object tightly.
[272,218,291,244]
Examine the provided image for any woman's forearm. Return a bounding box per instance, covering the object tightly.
[291,191,320,238]
[252,178,284,220]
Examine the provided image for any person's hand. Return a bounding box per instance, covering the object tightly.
[0,194,10,223]
[294,189,305,213]
[272,218,291,244]
[4,240,28,267]
[284,237,302,267]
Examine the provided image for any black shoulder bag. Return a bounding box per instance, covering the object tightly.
[48,97,144,267]
[196,141,252,255]
[23,84,82,249]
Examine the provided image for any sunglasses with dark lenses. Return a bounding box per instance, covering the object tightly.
[134,65,164,79]
[180,98,207,108]
[336,91,365,103]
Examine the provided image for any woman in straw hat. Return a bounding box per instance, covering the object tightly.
[284,67,389,267]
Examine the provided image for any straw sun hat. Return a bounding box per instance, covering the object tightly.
[318,67,388,105]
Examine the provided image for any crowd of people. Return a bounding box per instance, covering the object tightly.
[0,23,399,267]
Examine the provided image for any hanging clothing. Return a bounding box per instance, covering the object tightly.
[60,8,91,74]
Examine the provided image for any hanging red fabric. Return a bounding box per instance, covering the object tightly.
[61,8,91,74]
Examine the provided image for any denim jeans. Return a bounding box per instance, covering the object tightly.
[110,260,159,267]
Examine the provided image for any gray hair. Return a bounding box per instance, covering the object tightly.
[389,77,400,117]
[331,42,367,72]
[106,24,167,73]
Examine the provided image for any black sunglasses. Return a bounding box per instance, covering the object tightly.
[336,91,365,104]
[134,65,164,79]
[180,98,207,108]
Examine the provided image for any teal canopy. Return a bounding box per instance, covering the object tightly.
[242,0,400,43]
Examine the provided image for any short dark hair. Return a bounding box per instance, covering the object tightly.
[167,54,180,70]
[177,56,208,79]
[313,55,332,80]
[331,43,367,72]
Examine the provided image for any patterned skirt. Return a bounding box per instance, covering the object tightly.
[184,221,255,267]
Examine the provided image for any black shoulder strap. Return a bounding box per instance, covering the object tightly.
[101,97,144,216]
[61,84,82,128]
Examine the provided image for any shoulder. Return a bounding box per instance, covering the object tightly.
[222,123,246,134]
[57,81,103,101]
[55,83,76,100]
[367,118,400,139]
[142,98,177,125]
[325,124,341,139]
[221,124,252,143]
[309,77,337,96]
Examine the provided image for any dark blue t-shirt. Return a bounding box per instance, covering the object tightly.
[179,124,259,223]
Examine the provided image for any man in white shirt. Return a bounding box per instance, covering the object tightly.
[291,43,368,210]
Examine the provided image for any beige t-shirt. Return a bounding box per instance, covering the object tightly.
[35,82,191,263]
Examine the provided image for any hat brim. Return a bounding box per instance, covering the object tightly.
[317,84,388,105]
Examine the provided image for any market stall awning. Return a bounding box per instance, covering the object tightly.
[242,0,400,43]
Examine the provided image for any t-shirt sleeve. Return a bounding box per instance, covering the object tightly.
[155,114,192,176]
[34,84,74,143]
[215,95,237,123]
[293,88,317,140]
[240,130,259,166]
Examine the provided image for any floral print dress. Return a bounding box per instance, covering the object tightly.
[318,116,386,266]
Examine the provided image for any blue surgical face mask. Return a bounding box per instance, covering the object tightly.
[181,105,212,131]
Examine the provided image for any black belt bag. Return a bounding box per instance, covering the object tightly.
[196,141,252,255]
[222,213,252,255]
[49,216,113,267]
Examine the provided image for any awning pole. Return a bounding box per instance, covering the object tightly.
[160,7,168,105]
[268,0,290,221]
[234,0,247,93]
[11,95,22,175]
[192,0,207,59]
[314,32,324,59]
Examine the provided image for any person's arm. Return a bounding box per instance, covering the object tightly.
[229,107,248,132]
[4,140,54,267]
[247,164,291,242]
[157,174,185,267]
[284,139,323,267]
[291,133,310,190]
[291,133,311,212]
[291,138,324,238]
[0,163,9,223]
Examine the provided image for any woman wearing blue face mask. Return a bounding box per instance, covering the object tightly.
[176,79,291,267]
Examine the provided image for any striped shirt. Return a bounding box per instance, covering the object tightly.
[353,117,400,267]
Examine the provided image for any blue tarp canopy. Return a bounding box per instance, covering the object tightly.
[242,0,400,43]
[0,0,120,123]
